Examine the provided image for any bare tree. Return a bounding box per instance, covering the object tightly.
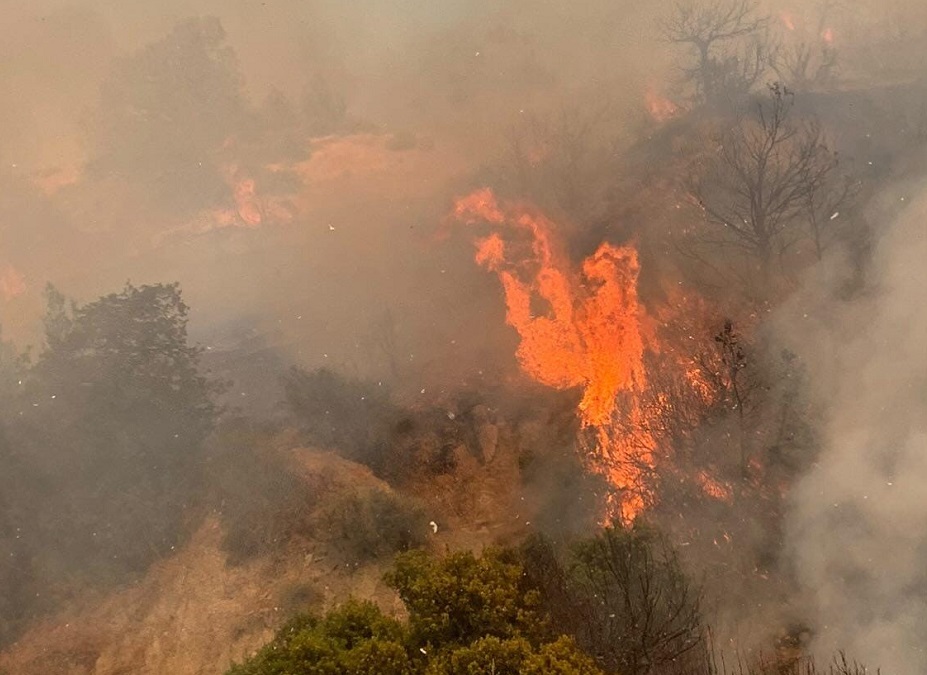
[522,527,704,675]
[689,83,839,280]
[496,103,618,226]
[773,0,840,91]
[662,0,774,103]
[571,526,704,675]
[773,41,837,91]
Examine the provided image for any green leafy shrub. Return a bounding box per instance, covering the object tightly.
[229,548,604,675]
[425,635,603,675]
[227,599,412,675]
[384,547,544,649]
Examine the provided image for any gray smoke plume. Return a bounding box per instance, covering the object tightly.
[780,183,927,673]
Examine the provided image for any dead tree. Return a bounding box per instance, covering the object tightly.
[773,0,840,90]
[689,83,839,281]
[773,41,837,91]
[570,526,704,675]
[662,0,774,103]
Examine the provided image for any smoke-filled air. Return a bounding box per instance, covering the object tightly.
[0,1,925,673]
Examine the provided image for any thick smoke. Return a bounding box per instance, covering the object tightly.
[779,184,927,672]
[0,0,671,400]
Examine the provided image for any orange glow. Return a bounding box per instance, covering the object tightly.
[213,165,263,228]
[232,176,263,227]
[780,11,796,31]
[0,266,26,301]
[821,28,835,45]
[454,188,652,522]
[33,165,81,196]
[697,470,734,502]
[207,165,295,231]
[644,87,679,122]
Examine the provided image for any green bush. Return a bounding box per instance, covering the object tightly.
[384,547,544,649]
[229,549,604,675]
[425,636,603,675]
[227,599,412,675]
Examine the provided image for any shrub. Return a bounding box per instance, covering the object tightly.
[384,547,544,649]
[283,367,398,474]
[229,550,605,675]
[210,424,317,564]
[320,489,428,563]
[227,599,412,675]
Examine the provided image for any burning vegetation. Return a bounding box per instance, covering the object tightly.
[1,1,926,673]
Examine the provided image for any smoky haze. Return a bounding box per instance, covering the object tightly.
[777,182,927,672]
[2,0,927,672]
[0,0,674,399]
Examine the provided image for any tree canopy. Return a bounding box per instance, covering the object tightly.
[0,282,219,644]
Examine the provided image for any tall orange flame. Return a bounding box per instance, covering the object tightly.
[455,188,653,522]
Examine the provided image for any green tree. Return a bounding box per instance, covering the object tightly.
[91,16,249,215]
[17,282,219,577]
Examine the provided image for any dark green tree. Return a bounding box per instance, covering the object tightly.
[17,282,220,577]
[91,16,249,215]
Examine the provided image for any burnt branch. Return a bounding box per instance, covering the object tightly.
[689,83,839,279]
[661,1,774,102]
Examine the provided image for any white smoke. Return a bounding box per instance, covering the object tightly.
[781,183,927,673]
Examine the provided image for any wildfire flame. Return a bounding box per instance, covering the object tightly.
[0,266,26,301]
[697,470,734,503]
[780,11,796,31]
[454,188,653,522]
[645,87,680,123]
